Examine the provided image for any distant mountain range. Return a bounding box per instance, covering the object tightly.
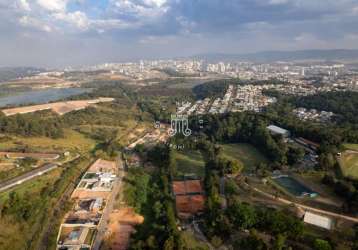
[193,49,358,62]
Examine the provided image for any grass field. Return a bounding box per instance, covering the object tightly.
[338,144,358,179]
[339,152,358,179]
[174,150,205,177]
[0,129,96,154]
[220,143,269,172]
[343,143,358,151]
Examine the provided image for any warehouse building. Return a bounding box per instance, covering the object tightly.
[267,125,290,138]
[303,211,333,230]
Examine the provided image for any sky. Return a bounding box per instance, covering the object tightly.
[0,0,358,68]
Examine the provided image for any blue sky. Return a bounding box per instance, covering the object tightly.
[0,0,358,67]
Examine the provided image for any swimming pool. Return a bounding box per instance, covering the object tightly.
[272,176,317,197]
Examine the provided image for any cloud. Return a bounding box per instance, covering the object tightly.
[53,10,89,30]
[0,0,358,67]
[110,0,169,19]
[36,0,68,12]
[268,0,288,5]
[19,15,52,32]
[16,0,31,11]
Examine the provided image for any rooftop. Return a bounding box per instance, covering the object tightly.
[172,180,203,195]
[303,212,333,230]
[267,125,290,135]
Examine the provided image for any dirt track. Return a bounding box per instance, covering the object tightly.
[252,185,358,223]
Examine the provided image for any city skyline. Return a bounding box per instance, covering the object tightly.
[1,0,358,67]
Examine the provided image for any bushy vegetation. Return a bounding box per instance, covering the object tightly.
[130,145,184,249]
[0,157,90,250]
[0,112,64,138]
[293,91,358,124]
[191,113,290,166]
[124,168,150,213]
[197,139,304,248]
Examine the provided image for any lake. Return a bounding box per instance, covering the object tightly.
[0,88,91,108]
[273,176,317,197]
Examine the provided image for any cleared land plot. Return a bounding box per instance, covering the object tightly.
[104,208,144,250]
[221,143,269,172]
[1,97,114,116]
[174,150,205,177]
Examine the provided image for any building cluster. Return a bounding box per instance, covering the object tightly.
[232,85,277,112]
[293,108,334,123]
[209,85,235,114]
[74,59,358,92]
[178,84,277,115]
[56,159,118,250]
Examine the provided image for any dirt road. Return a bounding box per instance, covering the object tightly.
[251,186,358,223]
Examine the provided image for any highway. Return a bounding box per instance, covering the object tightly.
[0,154,80,193]
[0,163,58,192]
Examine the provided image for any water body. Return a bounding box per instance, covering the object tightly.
[0,88,91,108]
[273,176,317,197]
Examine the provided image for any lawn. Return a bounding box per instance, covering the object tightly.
[339,151,358,180]
[174,150,205,178]
[343,143,358,151]
[220,143,269,172]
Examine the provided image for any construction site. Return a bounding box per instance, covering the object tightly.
[57,159,118,250]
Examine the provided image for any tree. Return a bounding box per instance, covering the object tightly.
[226,201,257,229]
[234,230,268,250]
[287,146,305,165]
[272,234,286,250]
[314,239,332,250]
[19,157,38,168]
[318,153,335,170]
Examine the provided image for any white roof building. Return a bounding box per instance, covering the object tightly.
[303,212,333,230]
[267,125,290,137]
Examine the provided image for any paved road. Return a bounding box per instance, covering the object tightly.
[0,153,81,193]
[251,185,358,223]
[92,156,125,250]
[0,163,58,192]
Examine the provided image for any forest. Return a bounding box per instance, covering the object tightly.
[292,91,358,124]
